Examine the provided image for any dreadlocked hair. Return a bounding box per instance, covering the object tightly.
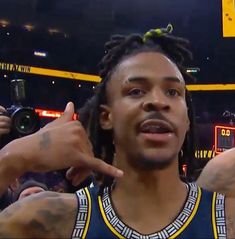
[79,25,197,192]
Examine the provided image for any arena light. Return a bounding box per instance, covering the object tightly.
[48,28,60,34]
[35,109,77,120]
[34,51,47,58]
[0,19,10,27]
[24,24,35,31]
[186,67,200,74]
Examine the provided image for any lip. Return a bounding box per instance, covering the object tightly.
[138,119,175,144]
[140,132,174,144]
[139,119,174,133]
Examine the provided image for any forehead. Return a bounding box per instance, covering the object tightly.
[110,52,184,85]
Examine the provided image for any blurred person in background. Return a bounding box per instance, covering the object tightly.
[0,105,12,211]
[12,180,48,202]
[0,105,11,141]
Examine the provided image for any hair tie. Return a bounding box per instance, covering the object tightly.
[143,23,173,42]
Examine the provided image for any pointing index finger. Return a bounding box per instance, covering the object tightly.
[85,156,124,178]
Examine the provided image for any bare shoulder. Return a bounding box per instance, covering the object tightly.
[0,191,78,238]
[225,196,235,238]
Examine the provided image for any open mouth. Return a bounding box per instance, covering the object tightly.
[140,120,174,134]
[138,119,175,144]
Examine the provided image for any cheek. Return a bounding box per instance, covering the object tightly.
[112,108,129,131]
[111,102,138,133]
[175,103,189,131]
[179,112,189,134]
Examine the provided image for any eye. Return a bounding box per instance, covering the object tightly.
[166,88,181,97]
[128,88,146,97]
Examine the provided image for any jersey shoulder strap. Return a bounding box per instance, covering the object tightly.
[71,187,92,239]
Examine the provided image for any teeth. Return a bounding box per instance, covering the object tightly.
[142,125,169,134]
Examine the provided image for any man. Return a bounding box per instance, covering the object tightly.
[12,180,49,202]
[0,26,235,238]
[0,105,12,210]
[0,105,11,140]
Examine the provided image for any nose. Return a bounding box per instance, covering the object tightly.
[142,92,170,112]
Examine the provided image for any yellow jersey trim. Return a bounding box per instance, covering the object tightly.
[212,192,218,239]
[81,187,92,239]
[170,186,202,238]
[98,195,125,238]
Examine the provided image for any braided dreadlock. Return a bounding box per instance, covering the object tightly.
[79,24,197,190]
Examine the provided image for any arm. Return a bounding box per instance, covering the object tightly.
[0,140,26,195]
[0,191,77,238]
[197,147,235,197]
[0,102,123,195]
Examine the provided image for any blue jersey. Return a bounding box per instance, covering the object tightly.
[71,183,226,238]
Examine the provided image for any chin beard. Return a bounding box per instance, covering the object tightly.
[133,154,175,170]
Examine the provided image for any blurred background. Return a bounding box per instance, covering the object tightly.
[0,0,234,172]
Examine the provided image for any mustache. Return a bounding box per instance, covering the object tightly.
[140,112,176,129]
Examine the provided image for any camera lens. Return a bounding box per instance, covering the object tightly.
[11,108,40,136]
[17,113,33,131]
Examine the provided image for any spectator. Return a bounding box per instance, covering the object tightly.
[0,105,12,210]
[12,180,48,202]
[0,105,11,140]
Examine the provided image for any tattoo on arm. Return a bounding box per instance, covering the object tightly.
[0,192,77,238]
[39,132,51,150]
[0,201,22,238]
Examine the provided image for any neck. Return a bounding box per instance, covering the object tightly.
[113,151,185,198]
[113,165,185,202]
[110,152,188,234]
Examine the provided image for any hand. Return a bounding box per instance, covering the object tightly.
[4,102,123,183]
[0,106,11,138]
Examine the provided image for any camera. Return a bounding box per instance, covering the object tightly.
[3,79,40,138]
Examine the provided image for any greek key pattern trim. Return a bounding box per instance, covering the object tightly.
[72,188,89,239]
[101,183,199,238]
[215,193,226,239]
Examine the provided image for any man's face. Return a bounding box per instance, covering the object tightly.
[100,52,189,170]
[18,186,46,201]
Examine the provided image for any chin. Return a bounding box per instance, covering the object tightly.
[134,152,176,171]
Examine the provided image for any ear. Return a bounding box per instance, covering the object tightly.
[99,104,113,130]
[9,178,20,192]
[186,116,190,132]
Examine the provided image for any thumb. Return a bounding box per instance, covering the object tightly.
[42,102,75,130]
[61,102,75,121]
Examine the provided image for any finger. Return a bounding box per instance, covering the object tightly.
[66,167,91,179]
[72,175,84,187]
[66,167,77,180]
[0,128,10,135]
[0,106,6,113]
[0,116,11,125]
[71,170,92,186]
[0,119,11,128]
[43,102,75,129]
[62,102,75,121]
[84,156,124,178]
[53,102,74,124]
[0,123,11,129]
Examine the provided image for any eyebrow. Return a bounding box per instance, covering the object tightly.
[164,76,183,84]
[123,76,183,85]
[123,77,147,85]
